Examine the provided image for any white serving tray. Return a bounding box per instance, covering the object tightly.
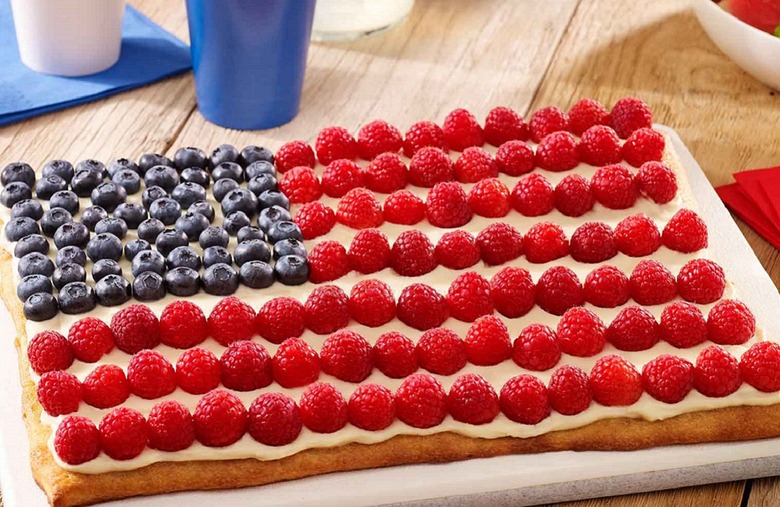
[2,126,779,507]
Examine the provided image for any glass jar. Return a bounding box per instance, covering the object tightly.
[312,0,415,41]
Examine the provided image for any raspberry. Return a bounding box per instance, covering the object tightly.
[529,106,570,143]
[391,230,437,276]
[159,300,207,349]
[54,416,100,465]
[584,265,630,308]
[305,285,350,334]
[315,126,358,165]
[558,307,607,357]
[99,407,148,460]
[147,400,195,452]
[348,228,391,274]
[272,337,320,388]
[27,331,73,375]
[443,108,484,151]
[454,147,498,183]
[448,373,500,425]
[659,301,708,348]
[403,120,447,158]
[278,166,322,204]
[629,260,677,305]
[512,324,561,371]
[495,140,534,176]
[447,271,493,322]
[614,213,661,257]
[642,355,694,404]
[127,350,176,399]
[435,230,480,269]
[569,222,617,263]
[374,332,418,378]
[308,241,350,283]
[320,159,363,198]
[208,296,256,346]
[220,340,273,391]
[500,374,550,424]
[662,209,708,253]
[548,365,592,415]
[591,164,638,209]
[337,187,383,229]
[82,364,129,409]
[67,318,114,363]
[320,330,373,382]
[535,131,579,172]
[465,315,512,366]
[677,258,725,304]
[740,342,780,392]
[383,190,426,225]
[484,106,528,146]
[536,266,584,316]
[396,283,449,330]
[607,306,660,351]
[300,382,348,433]
[638,161,677,204]
[622,128,665,167]
[523,222,569,263]
[175,348,220,394]
[248,393,302,446]
[408,147,454,187]
[490,266,536,318]
[589,355,642,406]
[363,152,408,193]
[194,390,248,447]
[476,222,524,265]
[395,373,447,428]
[348,384,396,431]
[348,279,395,327]
[416,327,467,375]
[694,345,741,397]
[37,371,81,416]
[110,304,160,354]
[468,178,510,218]
[578,125,622,166]
[511,173,555,216]
[295,200,336,239]
[275,140,315,173]
[554,174,595,217]
[568,98,610,136]
[426,181,473,228]
[609,97,653,138]
[707,299,756,345]
[256,297,306,344]
[357,120,403,159]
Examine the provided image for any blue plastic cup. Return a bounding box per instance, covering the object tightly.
[185,0,316,130]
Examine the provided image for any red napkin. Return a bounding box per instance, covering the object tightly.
[716,166,780,250]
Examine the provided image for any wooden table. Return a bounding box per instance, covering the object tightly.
[1,0,779,505]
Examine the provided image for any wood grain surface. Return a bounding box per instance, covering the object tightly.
[2,0,779,505]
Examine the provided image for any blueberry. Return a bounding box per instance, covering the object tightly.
[133,271,167,301]
[142,185,168,210]
[175,211,210,241]
[174,146,208,170]
[18,252,55,278]
[24,293,59,321]
[246,160,276,180]
[95,275,131,306]
[223,211,250,236]
[164,267,201,296]
[131,249,166,276]
[221,188,259,218]
[41,208,73,236]
[138,153,174,174]
[95,217,128,239]
[213,178,239,202]
[11,199,44,220]
[267,220,302,243]
[155,229,188,257]
[248,174,278,196]
[144,165,179,192]
[53,222,90,249]
[171,182,207,209]
[234,239,271,266]
[52,263,87,290]
[56,245,87,267]
[239,145,274,166]
[1,162,35,187]
[80,205,108,231]
[1,181,33,208]
[35,175,68,200]
[203,245,232,267]
[199,226,229,249]
[75,159,107,177]
[15,234,49,258]
[237,225,264,243]
[107,158,141,178]
[111,169,142,194]
[71,169,103,197]
[50,190,80,214]
[18,274,53,302]
[115,203,147,229]
[210,144,240,167]
[124,239,151,261]
[59,282,97,314]
[42,160,75,182]
[203,263,239,295]
[212,162,243,182]
[274,255,309,286]
[258,205,291,232]
[138,218,166,243]
[92,258,122,281]
[258,189,290,210]
[166,245,202,270]
[5,216,40,242]
[86,233,123,261]
[149,197,182,225]
[181,167,211,189]
[239,261,274,289]
[189,201,215,223]
[273,238,306,260]
[90,182,127,212]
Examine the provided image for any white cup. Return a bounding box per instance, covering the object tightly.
[10,0,126,77]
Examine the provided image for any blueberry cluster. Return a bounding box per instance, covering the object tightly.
[1,145,310,322]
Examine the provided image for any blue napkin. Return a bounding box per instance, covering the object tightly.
[0,1,191,127]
